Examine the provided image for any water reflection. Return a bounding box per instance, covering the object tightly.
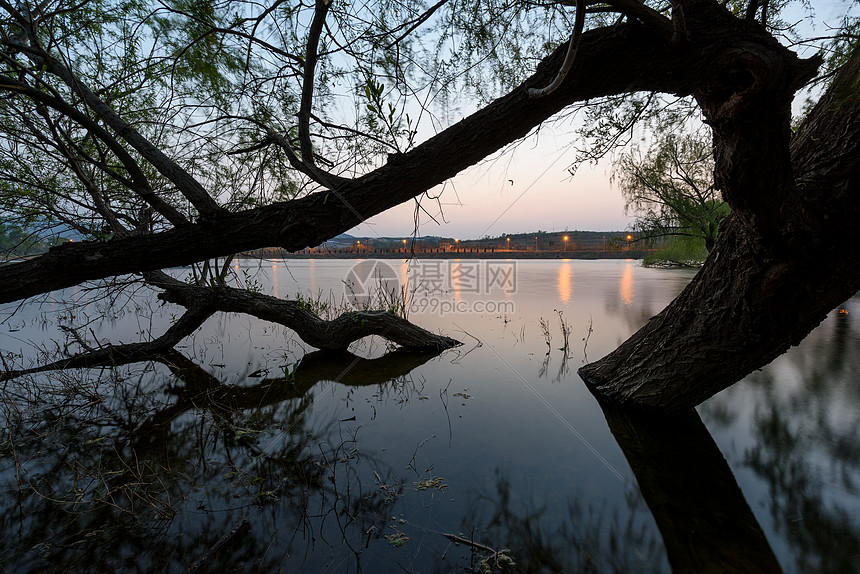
[600,402,782,573]
[451,468,664,572]
[701,301,860,573]
[271,261,280,298]
[619,260,635,306]
[1,261,855,573]
[1,351,796,573]
[0,350,447,572]
[0,351,760,572]
[557,261,573,303]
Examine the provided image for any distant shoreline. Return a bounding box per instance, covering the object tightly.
[244,250,648,260]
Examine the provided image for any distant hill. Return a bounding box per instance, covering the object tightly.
[319,233,356,248]
[325,230,631,250]
[0,218,77,256]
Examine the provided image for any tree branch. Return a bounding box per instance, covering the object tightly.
[606,0,673,36]
[16,44,223,219]
[0,9,816,304]
[150,276,460,352]
[528,0,587,98]
[0,272,458,382]
[299,0,331,165]
[0,74,189,227]
[0,300,215,380]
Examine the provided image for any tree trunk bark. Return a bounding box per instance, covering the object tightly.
[580,45,860,411]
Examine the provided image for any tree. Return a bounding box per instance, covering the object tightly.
[0,0,858,411]
[614,131,730,258]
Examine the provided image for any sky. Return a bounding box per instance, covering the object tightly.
[351,122,630,240]
[348,1,853,241]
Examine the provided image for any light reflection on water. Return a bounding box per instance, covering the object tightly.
[557,260,572,304]
[0,259,857,573]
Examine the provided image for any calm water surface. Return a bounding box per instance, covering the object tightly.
[0,259,857,573]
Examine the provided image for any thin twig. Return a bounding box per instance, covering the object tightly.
[443,533,497,554]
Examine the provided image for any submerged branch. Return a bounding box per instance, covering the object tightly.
[0,274,458,382]
[0,301,215,380]
[152,276,461,352]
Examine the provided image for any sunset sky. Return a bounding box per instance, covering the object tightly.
[348,1,852,241]
[350,120,632,240]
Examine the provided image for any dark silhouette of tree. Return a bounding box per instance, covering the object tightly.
[0,1,858,409]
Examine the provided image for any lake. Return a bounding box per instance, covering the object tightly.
[1,259,857,573]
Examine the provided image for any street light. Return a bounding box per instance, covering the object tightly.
[563,235,568,251]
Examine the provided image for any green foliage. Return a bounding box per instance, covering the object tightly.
[643,235,709,267]
[294,292,331,317]
[242,269,263,293]
[280,359,302,382]
[614,131,730,253]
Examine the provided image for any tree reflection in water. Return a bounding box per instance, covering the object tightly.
[2,304,856,572]
[455,468,664,572]
[701,303,860,573]
[453,403,790,573]
[601,404,782,573]
[0,348,442,572]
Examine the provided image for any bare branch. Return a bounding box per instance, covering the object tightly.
[15,44,223,219]
[385,0,450,49]
[268,132,349,188]
[0,74,188,226]
[528,0,587,98]
[745,0,759,20]
[606,0,673,36]
[299,0,331,165]
[0,300,215,380]
[154,279,461,352]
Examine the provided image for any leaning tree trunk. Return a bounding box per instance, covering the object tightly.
[580,45,860,411]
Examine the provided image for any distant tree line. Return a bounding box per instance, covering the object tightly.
[0,222,66,256]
